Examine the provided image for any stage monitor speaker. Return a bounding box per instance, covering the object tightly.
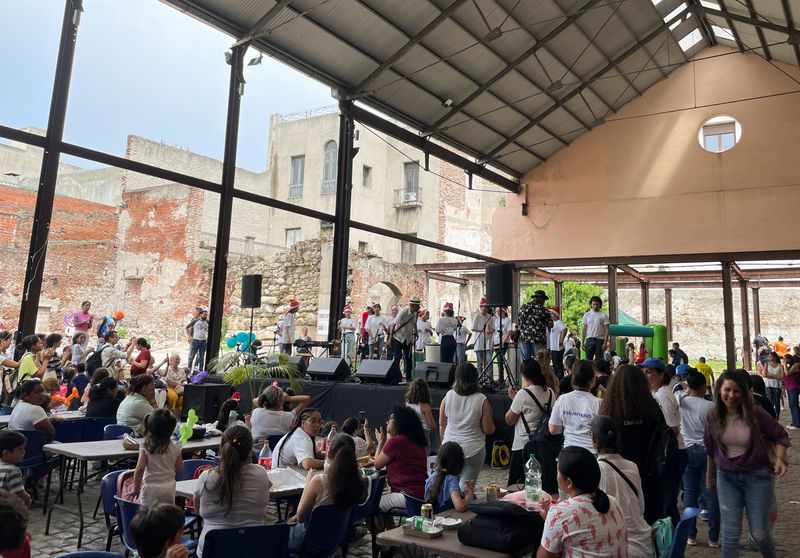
[307,357,349,381]
[356,359,402,385]
[485,263,514,307]
[241,274,263,309]
[414,362,455,388]
[181,383,231,422]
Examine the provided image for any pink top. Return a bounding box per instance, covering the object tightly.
[71,311,94,332]
[784,367,800,391]
[720,416,750,458]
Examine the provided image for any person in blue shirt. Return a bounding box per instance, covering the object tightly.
[424,442,474,512]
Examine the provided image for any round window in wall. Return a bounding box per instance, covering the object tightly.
[698,115,742,153]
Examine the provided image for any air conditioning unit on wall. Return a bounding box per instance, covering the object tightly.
[403,191,418,203]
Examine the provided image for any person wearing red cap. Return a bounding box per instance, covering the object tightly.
[415,309,433,351]
[471,298,495,375]
[278,299,300,355]
[365,303,388,359]
[338,306,357,367]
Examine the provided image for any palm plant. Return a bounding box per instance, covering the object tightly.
[208,349,303,400]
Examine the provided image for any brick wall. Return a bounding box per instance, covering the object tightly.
[0,185,118,331]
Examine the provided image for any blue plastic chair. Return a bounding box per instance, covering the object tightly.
[385,492,424,518]
[345,476,385,558]
[115,497,198,557]
[16,429,46,470]
[54,418,87,443]
[203,524,290,558]
[667,507,700,558]
[55,552,125,558]
[267,434,284,450]
[84,417,116,441]
[104,424,134,440]
[96,469,127,551]
[290,504,355,558]
[175,459,216,482]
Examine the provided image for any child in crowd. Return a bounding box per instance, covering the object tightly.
[0,489,30,558]
[214,399,246,432]
[404,378,437,453]
[0,432,31,507]
[133,409,183,506]
[424,442,473,512]
[129,503,189,558]
[340,416,374,458]
[70,363,90,398]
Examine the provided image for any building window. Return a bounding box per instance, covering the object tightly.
[401,239,417,264]
[362,165,372,187]
[321,141,337,194]
[403,162,419,194]
[244,236,255,256]
[289,155,305,199]
[285,227,301,248]
[698,116,741,153]
[320,222,333,236]
[358,241,369,253]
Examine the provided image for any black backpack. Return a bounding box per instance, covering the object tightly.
[520,389,553,443]
[86,347,104,375]
[644,419,678,480]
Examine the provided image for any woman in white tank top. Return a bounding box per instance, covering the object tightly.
[761,351,784,419]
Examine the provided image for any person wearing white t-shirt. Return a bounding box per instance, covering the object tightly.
[492,308,512,382]
[365,304,388,359]
[250,385,311,440]
[273,408,325,471]
[453,316,472,364]
[278,299,300,355]
[591,416,654,558]
[548,308,567,378]
[642,357,686,527]
[385,304,399,361]
[580,296,609,361]
[676,370,719,547]
[338,306,357,366]
[470,299,494,376]
[548,360,599,453]
[415,309,433,352]
[9,380,55,442]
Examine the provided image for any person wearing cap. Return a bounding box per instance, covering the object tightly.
[454,315,472,364]
[581,296,610,361]
[471,298,495,376]
[365,303,388,359]
[548,307,568,378]
[187,308,209,372]
[642,357,685,525]
[278,299,300,355]
[385,304,399,361]
[517,290,553,363]
[390,297,421,382]
[672,363,691,394]
[435,303,459,364]
[338,306,357,367]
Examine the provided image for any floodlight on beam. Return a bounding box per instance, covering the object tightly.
[544,80,563,94]
[591,116,606,127]
[248,53,263,66]
[485,27,503,42]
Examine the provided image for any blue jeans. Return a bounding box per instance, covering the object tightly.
[716,467,777,558]
[518,340,546,363]
[187,339,207,371]
[683,445,719,541]
[341,332,355,366]
[788,388,800,427]
[767,387,782,420]
[456,343,467,364]
[368,337,385,359]
[475,350,490,376]
[391,339,413,381]
[584,337,604,360]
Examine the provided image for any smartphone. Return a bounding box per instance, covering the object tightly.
[358,410,366,424]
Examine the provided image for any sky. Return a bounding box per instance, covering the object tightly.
[0,0,332,172]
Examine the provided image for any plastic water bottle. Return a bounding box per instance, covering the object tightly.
[228,410,238,426]
[524,453,542,510]
[258,443,272,470]
[326,423,337,451]
[405,516,436,532]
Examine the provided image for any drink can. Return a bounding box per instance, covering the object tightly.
[421,503,433,520]
[486,483,498,502]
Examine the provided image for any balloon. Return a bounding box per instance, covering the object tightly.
[235,331,250,343]
[179,409,199,445]
[226,336,238,348]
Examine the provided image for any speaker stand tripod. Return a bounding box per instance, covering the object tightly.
[479,315,518,391]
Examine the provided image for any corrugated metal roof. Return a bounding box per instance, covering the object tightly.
[161,0,800,178]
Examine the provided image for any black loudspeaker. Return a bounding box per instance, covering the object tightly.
[241,274,263,309]
[356,359,402,385]
[307,358,350,381]
[414,362,455,388]
[181,383,231,422]
[485,263,514,307]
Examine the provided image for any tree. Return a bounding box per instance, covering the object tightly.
[522,282,606,334]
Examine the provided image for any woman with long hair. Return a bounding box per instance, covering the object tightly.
[548,359,598,453]
[784,354,800,429]
[194,425,270,557]
[86,377,122,418]
[340,416,374,457]
[288,434,366,551]
[128,338,152,377]
[534,348,560,396]
[374,405,428,512]
[424,442,473,512]
[250,384,310,440]
[17,334,53,382]
[116,374,157,436]
[591,415,653,558]
[273,408,325,470]
[505,359,557,493]
[537,446,627,558]
[440,361,495,490]
[760,351,784,420]
[600,364,666,523]
[705,370,789,557]
[404,378,437,452]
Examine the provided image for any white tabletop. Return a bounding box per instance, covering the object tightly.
[0,410,85,427]
[175,467,307,499]
[44,436,222,460]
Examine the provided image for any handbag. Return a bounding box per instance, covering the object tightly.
[457,500,542,552]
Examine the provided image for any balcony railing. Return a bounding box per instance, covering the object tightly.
[288,183,303,199]
[393,187,422,208]
[321,178,336,195]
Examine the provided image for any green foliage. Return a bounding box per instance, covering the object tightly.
[115,326,127,339]
[219,317,229,349]
[208,350,303,399]
[522,282,606,334]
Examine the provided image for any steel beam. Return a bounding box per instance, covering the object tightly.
[740,281,752,370]
[207,44,246,369]
[425,0,605,133]
[427,272,468,285]
[608,265,618,325]
[752,286,761,335]
[665,288,673,342]
[700,5,800,36]
[353,0,469,92]
[688,0,717,47]
[480,6,691,163]
[554,281,564,310]
[510,248,800,267]
[349,103,519,193]
[233,0,294,46]
[780,0,800,65]
[730,261,747,282]
[715,0,746,52]
[0,125,48,148]
[641,282,650,324]
[17,0,82,340]
[721,262,737,370]
[327,101,357,340]
[617,264,647,282]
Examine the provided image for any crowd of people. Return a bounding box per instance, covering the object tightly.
[0,293,796,558]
